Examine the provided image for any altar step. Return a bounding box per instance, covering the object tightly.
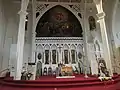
[0,74,120,90]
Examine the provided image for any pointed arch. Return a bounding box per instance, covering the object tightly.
[36,5,83,37]
[77,44,83,50]
[44,44,50,49]
[63,44,69,49]
[36,44,43,51]
[51,44,57,50]
[35,4,83,37]
[35,4,83,28]
[70,44,76,49]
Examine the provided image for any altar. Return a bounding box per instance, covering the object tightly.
[56,65,75,78]
[55,63,75,78]
[61,66,73,76]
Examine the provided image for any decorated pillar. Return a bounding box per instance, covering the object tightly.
[0,0,5,71]
[31,0,36,63]
[70,49,72,64]
[15,0,29,80]
[93,0,113,76]
[57,48,59,64]
[50,48,52,65]
[58,45,63,63]
[83,0,89,77]
[31,0,37,80]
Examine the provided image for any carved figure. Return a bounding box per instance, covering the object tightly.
[98,58,110,77]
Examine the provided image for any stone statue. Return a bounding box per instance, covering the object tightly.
[98,58,110,77]
[45,50,49,64]
[64,50,68,64]
[52,50,56,64]
[71,50,75,64]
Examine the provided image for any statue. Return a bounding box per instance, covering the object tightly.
[45,50,49,64]
[71,50,75,64]
[89,16,96,31]
[98,58,110,77]
[21,71,27,80]
[52,50,56,64]
[56,62,63,77]
[64,50,68,64]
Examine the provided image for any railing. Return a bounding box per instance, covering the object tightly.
[0,68,9,77]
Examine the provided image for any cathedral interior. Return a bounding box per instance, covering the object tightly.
[0,0,120,85]
[1,0,120,90]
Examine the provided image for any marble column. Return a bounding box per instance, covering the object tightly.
[15,0,29,80]
[50,49,52,65]
[83,0,89,77]
[30,0,37,80]
[31,0,36,63]
[69,49,72,64]
[93,0,113,76]
[57,49,59,64]
[58,45,63,63]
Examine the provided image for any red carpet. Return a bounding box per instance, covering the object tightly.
[0,75,120,90]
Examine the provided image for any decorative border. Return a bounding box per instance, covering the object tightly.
[36,37,83,40]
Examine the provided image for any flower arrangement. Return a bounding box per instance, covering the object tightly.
[98,76,112,81]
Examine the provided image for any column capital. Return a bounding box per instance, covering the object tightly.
[18,10,28,16]
[96,12,105,22]
[32,32,36,35]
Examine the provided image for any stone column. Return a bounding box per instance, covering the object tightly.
[0,0,5,71]
[30,0,37,80]
[58,45,62,63]
[83,0,89,77]
[93,0,113,76]
[15,0,29,80]
[26,9,32,44]
[31,0,36,63]
[50,49,52,65]
[57,49,59,64]
[69,49,72,64]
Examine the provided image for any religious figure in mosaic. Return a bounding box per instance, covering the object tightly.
[71,50,76,64]
[45,50,49,64]
[64,50,68,64]
[36,5,83,37]
[52,50,56,64]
